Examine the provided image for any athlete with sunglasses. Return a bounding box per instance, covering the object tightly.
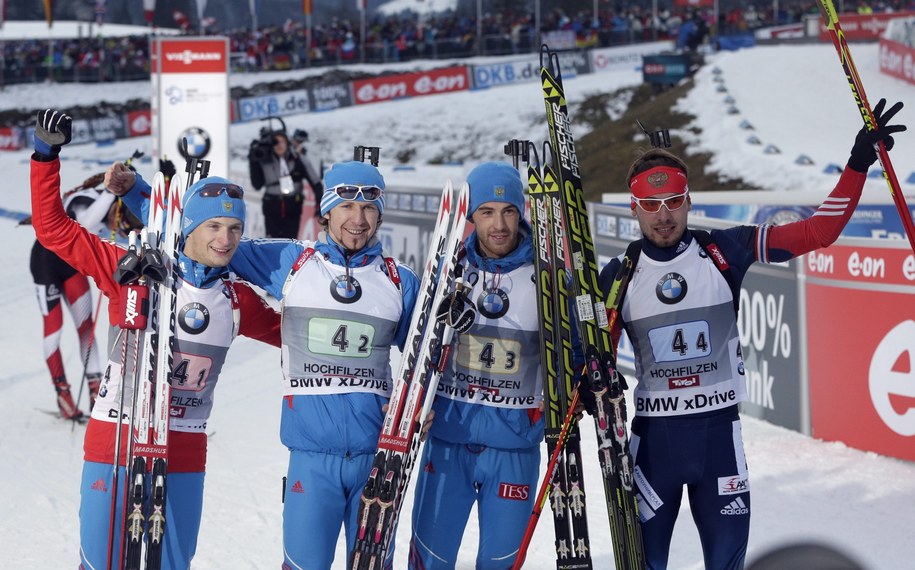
[596,99,906,570]
[226,160,420,568]
[32,110,282,570]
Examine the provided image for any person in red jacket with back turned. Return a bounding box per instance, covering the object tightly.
[30,109,282,570]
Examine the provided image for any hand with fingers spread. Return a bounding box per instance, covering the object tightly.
[848,99,907,173]
[33,109,73,158]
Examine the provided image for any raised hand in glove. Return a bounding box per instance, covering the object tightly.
[34,109,73,158]
[847,99,906,173]
[436,288,476,334]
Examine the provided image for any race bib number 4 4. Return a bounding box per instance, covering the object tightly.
[307,317,375,358]
[648,320,712,363]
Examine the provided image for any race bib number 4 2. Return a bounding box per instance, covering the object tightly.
[308,317,375,358]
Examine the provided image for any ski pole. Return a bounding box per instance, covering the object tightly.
[815,0,915,254]
[513,388,582,570]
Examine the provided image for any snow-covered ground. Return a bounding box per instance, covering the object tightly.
[2,40,914,569]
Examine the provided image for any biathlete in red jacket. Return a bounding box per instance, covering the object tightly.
[30,109,282,570]
[597,99,905,570]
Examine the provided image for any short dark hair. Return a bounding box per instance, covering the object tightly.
[626,148,689,187]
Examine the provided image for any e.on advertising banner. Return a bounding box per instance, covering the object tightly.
[879,37,915,87]
[352,66,469,105]
[805,240,915,461]
[151,37,230,176]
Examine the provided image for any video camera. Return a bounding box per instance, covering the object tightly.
[248,116,288,163]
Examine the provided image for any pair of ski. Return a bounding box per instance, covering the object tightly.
[107,171,185,570]
[511,46,645,569]
[348,181,470,570]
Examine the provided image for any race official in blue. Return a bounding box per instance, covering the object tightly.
[409,162,552,569]
[227,160,419,569]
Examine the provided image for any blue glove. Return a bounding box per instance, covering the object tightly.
[33,109,73,157]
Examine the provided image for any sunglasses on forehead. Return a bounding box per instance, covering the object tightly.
[331,184,383,201]
[198,183,245,199]
[632,191,689,213]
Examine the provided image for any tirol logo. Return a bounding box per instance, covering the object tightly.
[179,127,211,160]
[178,302,210,334]
[477,287,510,319]
[656,272,687,304]
[331,275,363,304]
[669,375,699,389]
[498,482,530,501]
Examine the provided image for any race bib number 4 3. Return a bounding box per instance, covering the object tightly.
[457,335,521,374]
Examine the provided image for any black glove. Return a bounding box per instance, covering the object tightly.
[159,158,177,180]
[34,109,73,157]
[576,367,628,417]
[847,99,906,173]
[577,372,598,416]
[436,289,476,334]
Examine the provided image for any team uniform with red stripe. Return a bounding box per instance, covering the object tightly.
[598,168,868,570]
[30,157,281,570]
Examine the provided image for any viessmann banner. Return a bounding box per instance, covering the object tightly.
[805,241,915,462]
[151,37,230,176]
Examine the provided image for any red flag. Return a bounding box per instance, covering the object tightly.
[43,0,53,28]
[143,0,156,25]
[303,0,312,16]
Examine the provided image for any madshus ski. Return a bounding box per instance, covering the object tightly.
[120,171,185,570]
[114,146,208,570]
[349,181,471,570]
[506,140,592,570]
[539,45,644,569]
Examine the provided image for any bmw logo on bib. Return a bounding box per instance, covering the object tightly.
[331,275,362,304]
[179,302,210,334]
[477,287,509,319]
[656,272,687,305]
[179,127,211,159]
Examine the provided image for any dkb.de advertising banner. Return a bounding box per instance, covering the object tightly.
[805,240,915,462]
[471,50,595,89]
[590,204,804,432]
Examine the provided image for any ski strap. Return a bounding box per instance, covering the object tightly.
[284,246,402,297]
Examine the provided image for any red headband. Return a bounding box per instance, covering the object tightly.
[629,166,688,199]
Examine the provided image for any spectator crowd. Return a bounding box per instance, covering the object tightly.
[1,1,913,86]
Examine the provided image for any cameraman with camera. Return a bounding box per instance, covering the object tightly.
[248,120,322,239]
